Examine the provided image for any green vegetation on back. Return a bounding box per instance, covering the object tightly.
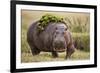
[37,14,65,33]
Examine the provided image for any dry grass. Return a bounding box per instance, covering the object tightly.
[21,10,90,63]
[21,50,90,63]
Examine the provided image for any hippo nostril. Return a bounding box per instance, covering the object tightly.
[54,41,65,48]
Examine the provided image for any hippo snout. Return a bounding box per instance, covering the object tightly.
[54,41,65,48]
[53,39,66,51]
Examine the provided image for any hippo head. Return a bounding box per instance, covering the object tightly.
[53,23,68,52]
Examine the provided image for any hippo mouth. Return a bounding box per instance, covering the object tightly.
[53,48,66,52]
[53,42,66,52]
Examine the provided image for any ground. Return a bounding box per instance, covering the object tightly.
[21,50,90,63]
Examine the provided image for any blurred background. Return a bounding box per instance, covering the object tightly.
[21,10,90,62]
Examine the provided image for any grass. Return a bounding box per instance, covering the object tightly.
[72,33,90,52]
[21,50,90,63]
[21,11,90,63]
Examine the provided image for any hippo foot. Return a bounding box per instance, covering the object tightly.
[52,51,58,58]
[31,49,40,56]
[65,56,71,60]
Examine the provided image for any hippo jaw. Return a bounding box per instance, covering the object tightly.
[53,40,67,52]
[53,48,66,52]
[53,46,66,52]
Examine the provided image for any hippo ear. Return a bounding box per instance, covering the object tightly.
[65,28,68,31]
[63,22,68,30]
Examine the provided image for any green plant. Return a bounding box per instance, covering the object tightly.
[37,14,65,33]
[72,33,90,52]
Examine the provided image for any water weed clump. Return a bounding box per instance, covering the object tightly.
[37,14,65,33]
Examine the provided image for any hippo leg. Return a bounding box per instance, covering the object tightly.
[52,51,58,58]
[65,45,75,59]
[30,45,40,56]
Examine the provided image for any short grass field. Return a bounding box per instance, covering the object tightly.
[21,50,90,63]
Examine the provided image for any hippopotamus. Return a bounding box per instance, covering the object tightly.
[27,21,75,59]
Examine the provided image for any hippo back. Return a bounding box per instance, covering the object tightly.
[27,21,56,51]
[27,21,43,50]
